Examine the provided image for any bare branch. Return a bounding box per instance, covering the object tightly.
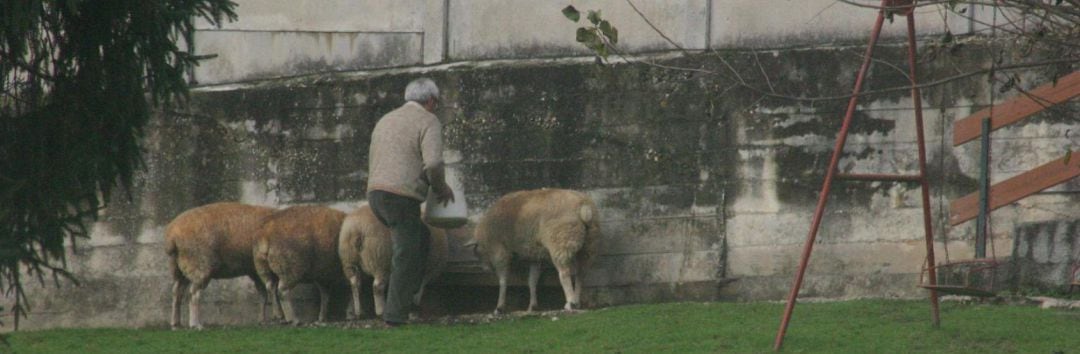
[795,57,1080,102]
[609,0,1080,103]
[752,51,777,93]
[625,0,690,55]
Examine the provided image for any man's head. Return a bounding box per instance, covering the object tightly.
[405,77,440,113]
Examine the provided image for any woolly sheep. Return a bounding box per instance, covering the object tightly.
[469,188,600,314]
[338,205,448,319]
[253,205,347,324]
[165,202,276,329]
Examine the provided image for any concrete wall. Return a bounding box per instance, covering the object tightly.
[191,0,443,83]
[12,37,1079,330]
[191,0,997,84]
[7,1,1078,331]
[1012,220,1080,292]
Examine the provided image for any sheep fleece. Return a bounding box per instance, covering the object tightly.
[475,189,600,270]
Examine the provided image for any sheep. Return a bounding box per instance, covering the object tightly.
[253,205,347,324]
[468,188,600,314]
[338,205,448,319]
[165,202,276,329]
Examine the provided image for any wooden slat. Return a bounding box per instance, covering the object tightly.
[949,154,1080,225]
[953,71,1080,146]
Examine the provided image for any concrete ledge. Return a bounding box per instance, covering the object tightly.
[193,30,424,85]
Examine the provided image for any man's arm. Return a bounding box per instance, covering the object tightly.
[425,164,454,205]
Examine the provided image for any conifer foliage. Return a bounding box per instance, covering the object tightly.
[0,0,236,329]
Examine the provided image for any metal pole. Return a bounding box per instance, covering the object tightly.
[705,0,713,50]
[906,10,941,328]
[976,117,990,259]
[772,2,889,351]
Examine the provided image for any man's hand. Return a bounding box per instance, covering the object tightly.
[434,182,455,206]
[426,165,455,206]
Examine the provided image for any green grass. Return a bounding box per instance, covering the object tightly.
[5,300,1078,353]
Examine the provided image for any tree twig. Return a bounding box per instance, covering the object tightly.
[751,51,777,93]
[611,0,1079,104]
[625,0,690,55]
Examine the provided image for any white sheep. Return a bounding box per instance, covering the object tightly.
[338,205,448,319]
[469,188,600,314]
[165,202,276,329]
[253,205,347,324]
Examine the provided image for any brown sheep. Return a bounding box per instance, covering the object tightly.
[253,205,347,324]
[165,202,276,329]
[338,205,448,319]
[469,188,600,314]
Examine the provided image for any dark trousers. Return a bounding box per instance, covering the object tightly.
[368,190,430,323]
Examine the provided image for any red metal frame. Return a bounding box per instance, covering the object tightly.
[772,0,940,351]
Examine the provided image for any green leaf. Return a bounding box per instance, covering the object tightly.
[942,30,953,44]
[562,5,580,22]
[587,10,601,25]
[576,28,597,44]
[596,44,609,59]
[599,20,618,44]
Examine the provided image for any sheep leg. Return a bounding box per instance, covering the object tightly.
[555,265,577,311]
[170,277,188,329]
[260,277,276,322]
[264,278,285,321]
[249,275,270,322]
[494,261,509,315]
[573,277,584,309]
[572,260,585,309]
[278,282,298,325]
[349,274,364,319]
[260,285,271,322]
[373,276,387,316]
[527,263,542,313]
[187,278,210,329]
[316,282,330,324]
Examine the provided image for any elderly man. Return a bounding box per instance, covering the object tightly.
[367,77,454,326]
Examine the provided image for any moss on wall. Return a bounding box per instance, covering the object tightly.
[41,39,1074,330]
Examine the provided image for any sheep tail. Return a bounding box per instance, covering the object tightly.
[253,238,269,262]
[339,215,364,254]
[578,197,600,231]
[578,201,594,226]
[577,197,601,267]
[165,237,177,256]
[164,230,184,280]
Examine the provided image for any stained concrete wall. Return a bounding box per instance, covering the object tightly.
[190,0,443,84]
[12,36,1079,330]
[1012,220,1080,292]
[191,0,997,84]
[6,2,1078,331]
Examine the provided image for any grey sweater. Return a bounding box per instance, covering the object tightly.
[367,101,444,201]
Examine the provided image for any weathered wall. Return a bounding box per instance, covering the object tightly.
[192,0,998,84]
[11,34,1078,330]
[190,0,443,83]
[1011,220,1080,292]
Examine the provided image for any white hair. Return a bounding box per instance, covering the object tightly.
[404,78,440,102]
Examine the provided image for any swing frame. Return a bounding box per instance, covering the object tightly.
[918,258,1003,297]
